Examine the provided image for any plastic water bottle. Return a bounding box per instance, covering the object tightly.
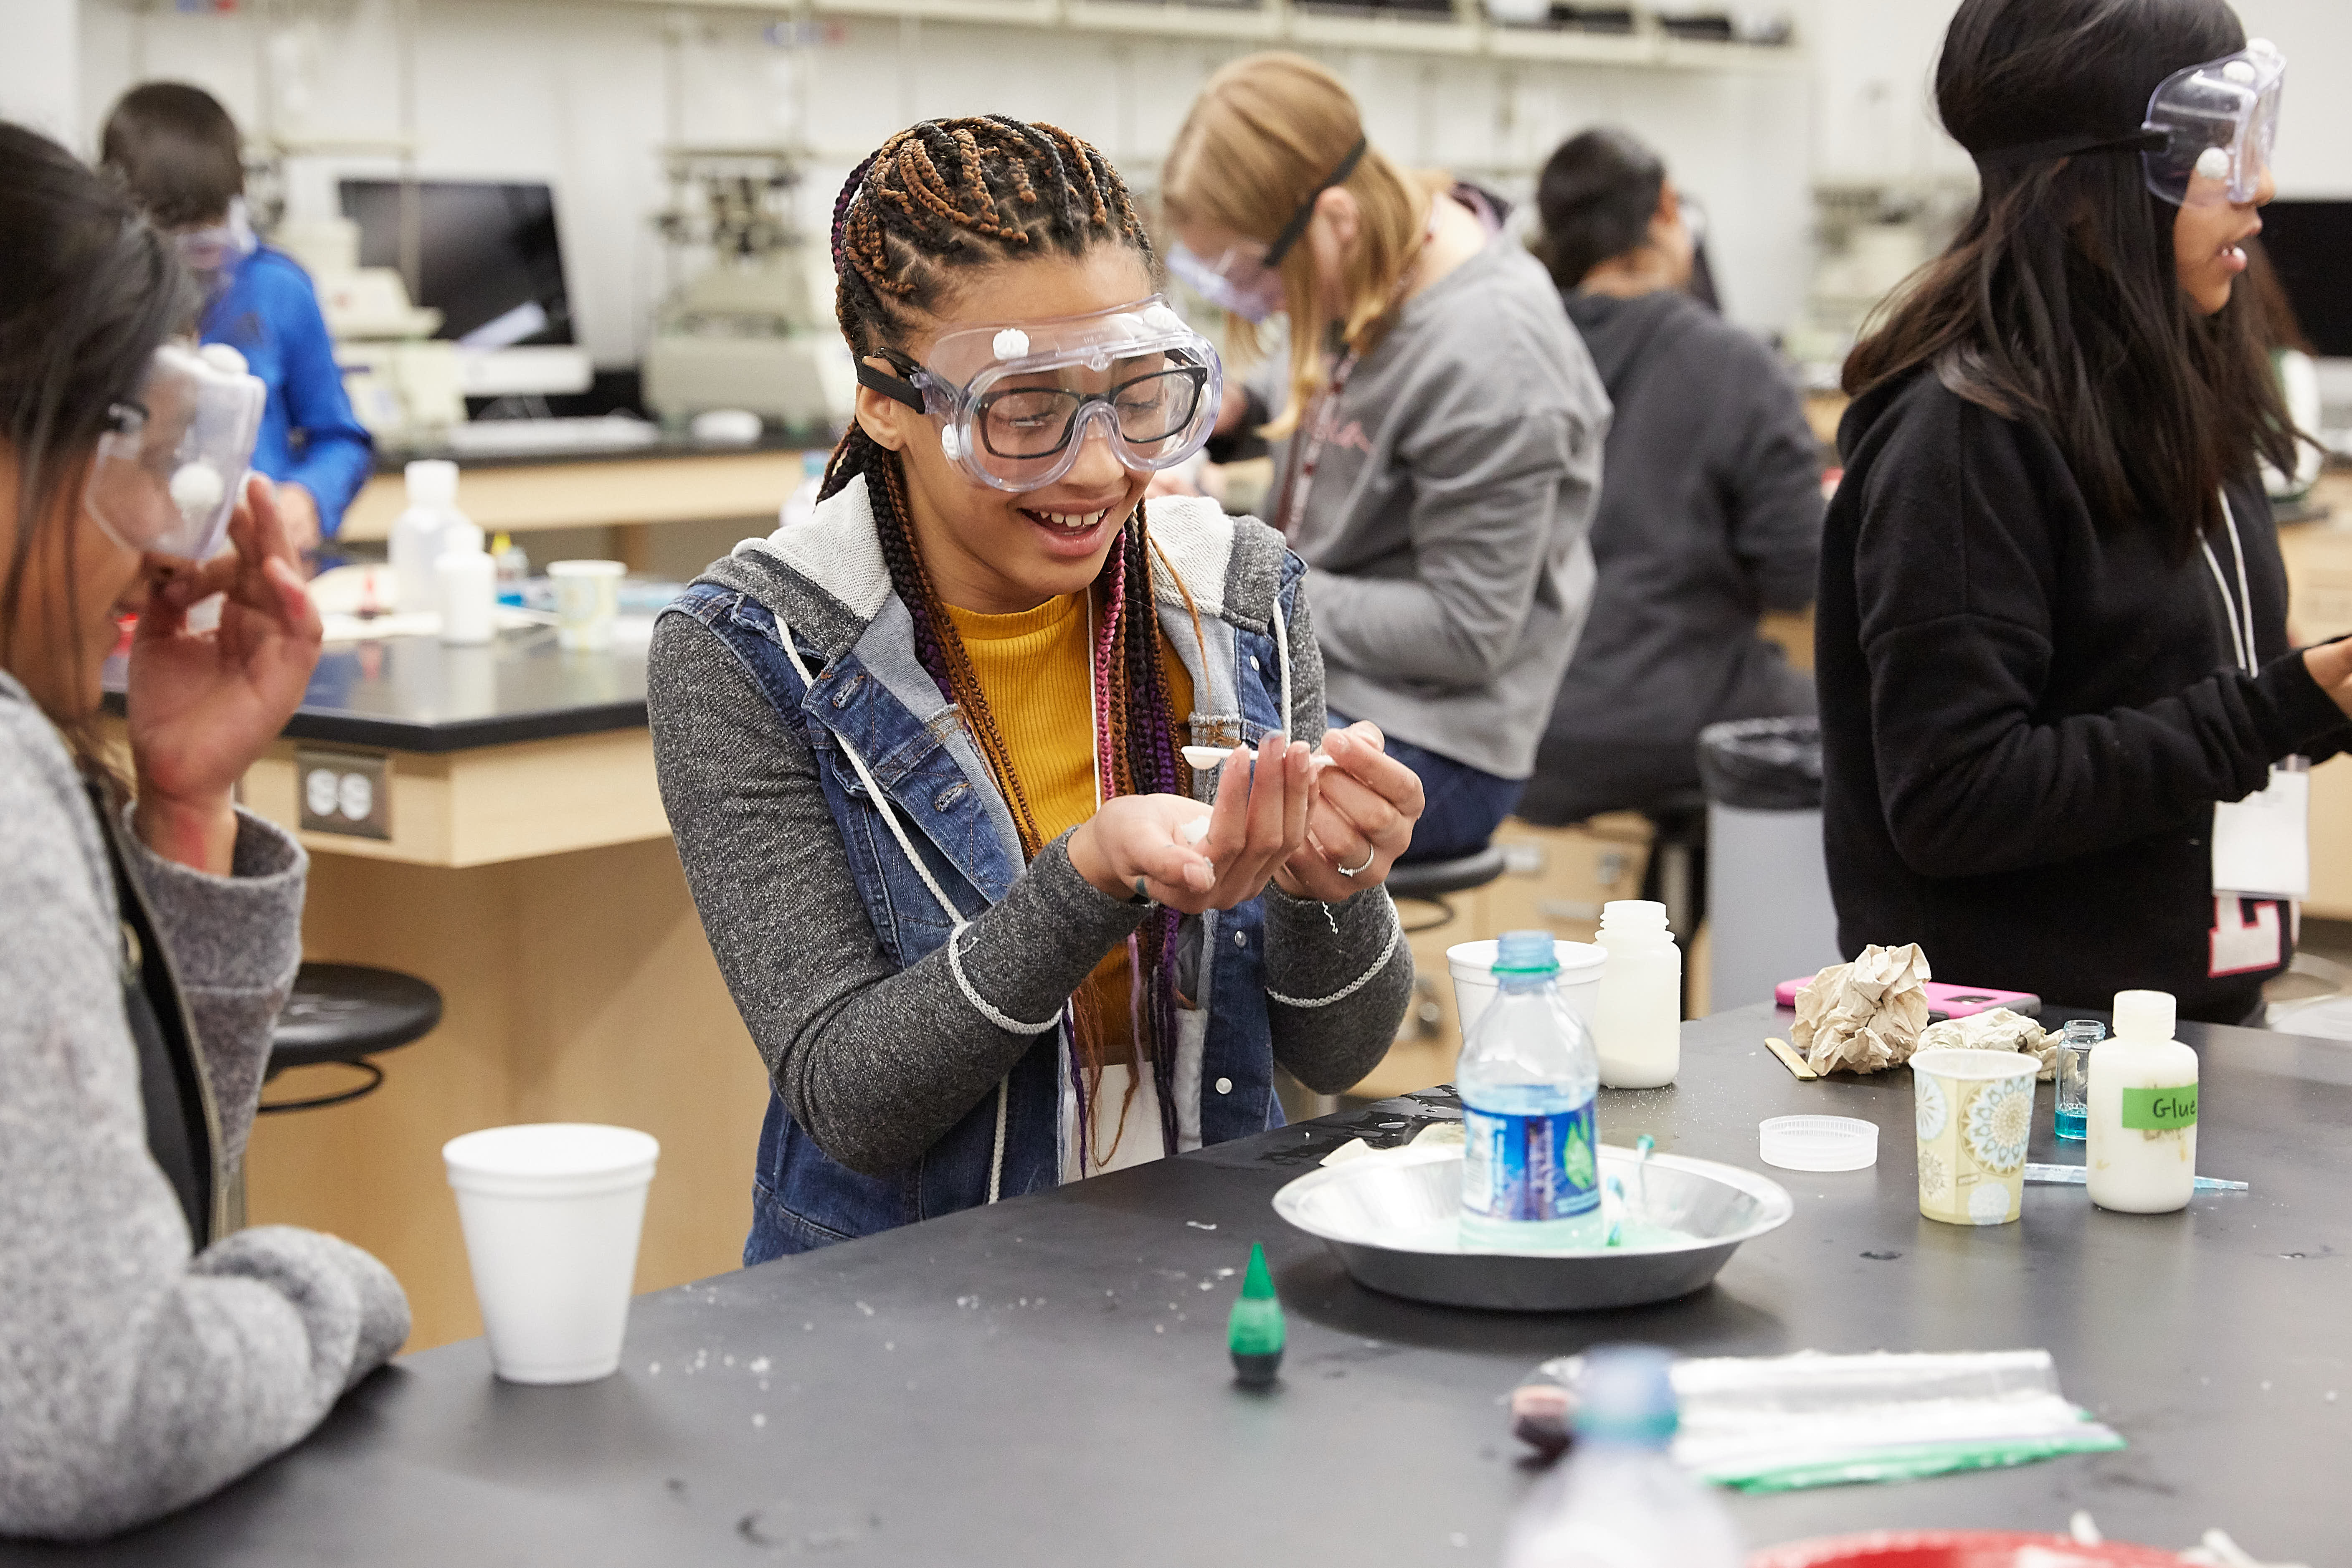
[1502,1345,1742,1568]
[1459,929,1602,1251]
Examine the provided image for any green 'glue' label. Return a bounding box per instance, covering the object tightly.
[2121,1084,2198,1132]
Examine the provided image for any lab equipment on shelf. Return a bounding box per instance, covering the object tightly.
[2088,990,2199,1214]
[1458,930,1603,1251]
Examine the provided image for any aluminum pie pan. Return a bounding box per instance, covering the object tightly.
[1273,1144,1794,1312]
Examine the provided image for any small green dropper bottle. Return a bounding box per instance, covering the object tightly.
[1227,1241,1285,1388]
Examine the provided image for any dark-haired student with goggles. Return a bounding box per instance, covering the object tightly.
[651,117,1418,1264]
[0,124,406,1543]
[1820,0,2352,1026]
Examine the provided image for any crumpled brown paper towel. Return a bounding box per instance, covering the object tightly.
[1916,1008,2059,1080]
[1791,943,1932,1074]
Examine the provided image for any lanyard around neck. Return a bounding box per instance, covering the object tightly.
[2199,490,2259,679]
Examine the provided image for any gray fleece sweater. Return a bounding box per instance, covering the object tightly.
[0,674,408,1542]
[1270,232,1609,779]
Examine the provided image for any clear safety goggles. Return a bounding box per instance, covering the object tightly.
[86,341,266,561]
[1166,137,1366,325]
[2141,40,2284,207]
[855,296,1224,493]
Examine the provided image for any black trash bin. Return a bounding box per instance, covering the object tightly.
[1696,717,1839,1011]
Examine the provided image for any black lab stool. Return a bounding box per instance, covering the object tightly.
[262,962,443,1115]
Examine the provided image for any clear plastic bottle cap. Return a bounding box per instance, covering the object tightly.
[1494,929,1560,974]
[2111,989,2176,1041]
[405,458,459,506]
[1758,1115,1878,1172]
[1573,1344,1678,1445]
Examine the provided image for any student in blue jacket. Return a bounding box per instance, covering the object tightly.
[101,83,372,556]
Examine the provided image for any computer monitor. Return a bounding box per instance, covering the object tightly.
[338,178,575,350]
[2256,200,2352,358]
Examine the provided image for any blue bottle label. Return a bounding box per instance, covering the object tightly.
[1461,1101,1600,1221]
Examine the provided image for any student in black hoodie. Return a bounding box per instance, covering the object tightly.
[1822,0,2352,1024]
[1519,127,1823,829]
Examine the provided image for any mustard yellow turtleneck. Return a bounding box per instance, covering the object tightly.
[940,590,1194,1065]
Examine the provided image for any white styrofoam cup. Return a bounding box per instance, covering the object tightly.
[1446,938,1608,1044]
[443,1123,659,1384]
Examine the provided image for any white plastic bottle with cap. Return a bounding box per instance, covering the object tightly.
[391,459,464,614]
[436,531,496,646]
[2086,989,2199,1214]
[1591,900,1681,1089]
[1501,1345,1741,1568]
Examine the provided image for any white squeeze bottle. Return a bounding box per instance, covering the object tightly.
[390,459,461,613]
[436,532,495,646]
[1592,900,1681,1089]
[2087,989,2199,1214]
[1501,1345,1742,1568]
[1459,930,1603,1251]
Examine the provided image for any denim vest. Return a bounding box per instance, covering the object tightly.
[665,483,1306,1261]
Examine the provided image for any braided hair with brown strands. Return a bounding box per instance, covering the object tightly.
[820,117,1191,1166]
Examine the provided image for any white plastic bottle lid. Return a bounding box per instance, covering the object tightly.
[1600,899,1669,929]
[1759,1115,1878,1171]
[405,458,459,505]
[2111,989,2177,1041]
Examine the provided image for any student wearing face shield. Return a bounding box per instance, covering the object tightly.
[1822,0,2352,1024]
[0,126,406,1541]
[1161,54,1609,865]
[100,83,373,558]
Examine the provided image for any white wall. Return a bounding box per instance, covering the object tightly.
[0,0,80,144]
[1802,0,2352,193]
[70,0,1816,368]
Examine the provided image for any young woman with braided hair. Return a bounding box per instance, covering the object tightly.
[650,116,1421,1261]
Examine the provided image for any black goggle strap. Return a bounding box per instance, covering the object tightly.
[1265,137,1369,269]
[1974,127,2169,171]
[854,352,933,417]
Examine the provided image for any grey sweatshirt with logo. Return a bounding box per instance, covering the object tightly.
[1270,232,1611,780]
[0,674,409,1542]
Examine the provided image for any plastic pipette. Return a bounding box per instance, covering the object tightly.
[2024,1163,2247,1193]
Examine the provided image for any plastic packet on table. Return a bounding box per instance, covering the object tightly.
[1516,1348,2124,1492]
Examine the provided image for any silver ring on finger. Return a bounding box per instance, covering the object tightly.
[1338,846,1376,877]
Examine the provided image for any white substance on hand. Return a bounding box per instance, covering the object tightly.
[169,460,226,517]
[1179,817,1210,845]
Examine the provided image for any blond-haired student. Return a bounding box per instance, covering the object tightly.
[1163,53,1610,863]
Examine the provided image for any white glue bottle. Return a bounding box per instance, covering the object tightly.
[1592,900,1681,1089]
[436,525,495,646]
[2086,989,2199,1214]
[391,460,463,614]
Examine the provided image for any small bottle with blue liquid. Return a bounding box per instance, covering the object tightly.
[2054,1018,2104,1142]
[1458,930,1603,1251]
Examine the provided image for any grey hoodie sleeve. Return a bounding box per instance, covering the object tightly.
[0,701,408,1543]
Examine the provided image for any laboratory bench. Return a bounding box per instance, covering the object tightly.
[109,626,774,1355]
[7,1005,2343,1566]
[337,437,813,576]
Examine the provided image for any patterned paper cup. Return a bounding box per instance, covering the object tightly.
[1910,1047,2039,1226]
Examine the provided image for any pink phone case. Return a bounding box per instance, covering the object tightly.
[1774,976,2042,1021]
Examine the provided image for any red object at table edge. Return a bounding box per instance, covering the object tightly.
[1751,1531,2187,1568]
